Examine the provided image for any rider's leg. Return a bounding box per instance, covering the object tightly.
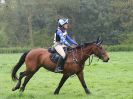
[54,44,66,73]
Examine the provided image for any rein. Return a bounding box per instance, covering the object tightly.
[71,45,94,66]
[72,49,78,64]
[87,55,93,66]
[80,45,94,66]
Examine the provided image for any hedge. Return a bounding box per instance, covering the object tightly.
[0,45,133,53]
[105,45,133,52]
[0,47,30,53]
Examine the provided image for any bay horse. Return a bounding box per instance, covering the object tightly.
[11,39,109,94]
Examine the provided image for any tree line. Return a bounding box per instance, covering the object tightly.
[0,0,133,48]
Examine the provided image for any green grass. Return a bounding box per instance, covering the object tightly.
[0,52,133,99]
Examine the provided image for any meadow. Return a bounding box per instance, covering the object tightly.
[0,52,133,99]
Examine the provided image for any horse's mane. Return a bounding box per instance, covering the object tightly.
[74,41,96,50]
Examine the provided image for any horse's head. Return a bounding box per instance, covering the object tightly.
[91,39,109,62]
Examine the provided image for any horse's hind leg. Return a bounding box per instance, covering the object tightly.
[19,68,40,92]
[12,71,25,91]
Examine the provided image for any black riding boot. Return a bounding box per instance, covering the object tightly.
[54,56,65,73]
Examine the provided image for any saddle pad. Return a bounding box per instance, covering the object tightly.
[50,53,60,63]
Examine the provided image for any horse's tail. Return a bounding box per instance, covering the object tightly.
[11,51,30,81]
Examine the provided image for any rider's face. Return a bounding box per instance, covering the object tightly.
[63,24,69,30]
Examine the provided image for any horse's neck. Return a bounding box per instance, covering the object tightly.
[74,45,93,64]
[83,46,93,59]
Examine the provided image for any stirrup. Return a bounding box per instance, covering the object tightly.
[54,67,63,73]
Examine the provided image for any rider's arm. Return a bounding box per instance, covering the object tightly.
[66,35,78,45]
[56,30,70,46]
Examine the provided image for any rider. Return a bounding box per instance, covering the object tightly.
[54,18,78,73]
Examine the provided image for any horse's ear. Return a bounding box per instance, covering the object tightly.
[96,36,100,44]
[96,36,103,45]
[97,40,103,45]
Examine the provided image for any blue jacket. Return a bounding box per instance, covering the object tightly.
[55,28,77,46]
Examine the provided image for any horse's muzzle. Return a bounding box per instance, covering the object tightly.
[103,58,109,62]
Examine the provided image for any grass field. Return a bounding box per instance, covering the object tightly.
[0,52,133,99]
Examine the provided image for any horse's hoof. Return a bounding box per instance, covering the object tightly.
[19,87,25,92]
[12,87,17,91]
[54,92,59,95]
[54,93,59,95]
[12,85,20,91]
[12,87,19,91]
[86,92,91,95]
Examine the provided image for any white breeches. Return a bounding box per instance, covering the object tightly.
[54,43,66,59]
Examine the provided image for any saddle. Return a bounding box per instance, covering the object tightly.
[48,47,72,63]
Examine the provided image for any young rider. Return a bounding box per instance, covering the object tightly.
[54,18,78,73]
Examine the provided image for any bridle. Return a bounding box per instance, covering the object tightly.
[71,37,104,65]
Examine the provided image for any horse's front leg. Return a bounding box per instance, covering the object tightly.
[54,74,69,95]
[77,71,91,94]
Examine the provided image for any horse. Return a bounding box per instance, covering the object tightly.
[11,39,109,94]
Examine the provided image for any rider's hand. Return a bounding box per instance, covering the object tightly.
[71,44,77,48]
